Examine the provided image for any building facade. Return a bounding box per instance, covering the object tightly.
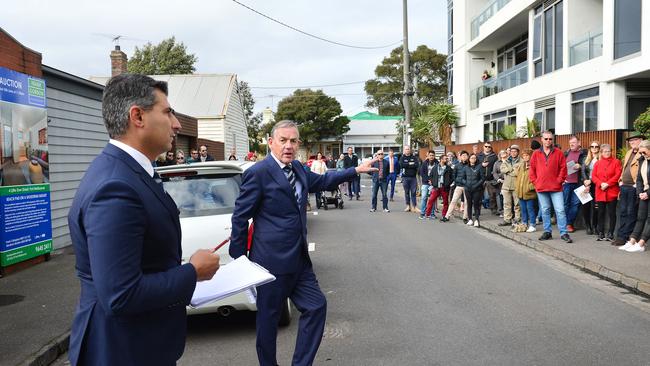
[449,0,650,144]
[342,111,402,158]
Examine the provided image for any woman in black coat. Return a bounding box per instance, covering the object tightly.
[458,153,485,227]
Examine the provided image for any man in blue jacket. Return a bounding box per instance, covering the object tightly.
[369,149,390,212]
[67,74,220,365]
[230,120,376,366]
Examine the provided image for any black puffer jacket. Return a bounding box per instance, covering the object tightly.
[458,163,485,192]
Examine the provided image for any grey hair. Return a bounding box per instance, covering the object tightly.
[102,73,168,138]
[638,140,650,150]
[270,120,300,138]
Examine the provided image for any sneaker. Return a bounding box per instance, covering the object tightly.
[619,241,635,251]
[404,206,411,212]
[383,208,390,213]
[539,232,552,241]
[561,234,573,243]
[566,224,575,233]
[473,220,480,227]
[625,243,646,252]
[596,233,605,241]
[418,215,424,219]
[466,219,473,226]
[369,208,376,212]
[498,221,512,227]
[606,233,614,241]
[430,215,437,221]
[526,226,536,233]
[440,217,449,222]
[463,218,469,224]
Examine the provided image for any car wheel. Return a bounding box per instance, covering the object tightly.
[279,298,293,327]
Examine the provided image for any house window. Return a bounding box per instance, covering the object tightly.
[534,107,556,135]
[614,0,642,59]
[571,87,599,133]
[534,1,563,77]
[496,34,528,73]
[483,109,516,141]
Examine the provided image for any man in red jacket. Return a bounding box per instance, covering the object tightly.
[530,131,573,243]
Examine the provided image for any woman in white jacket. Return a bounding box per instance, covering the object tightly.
[311,152,328,208]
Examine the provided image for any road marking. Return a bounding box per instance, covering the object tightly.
[308,242,316,252]
[313,212,319,215]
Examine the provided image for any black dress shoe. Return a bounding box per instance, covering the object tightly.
[611,239,626,246]
[539,232,552,241]
[561,234,573,243]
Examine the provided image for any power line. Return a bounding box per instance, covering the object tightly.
[231,0,402,50]
[250,80,367,89]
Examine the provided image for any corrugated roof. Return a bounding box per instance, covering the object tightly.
[89,74,237,118]
[345,119,399,136]
[349,111,403,121]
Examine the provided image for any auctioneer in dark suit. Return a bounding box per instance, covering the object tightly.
[230,154,358,366]
[67,142,197,366]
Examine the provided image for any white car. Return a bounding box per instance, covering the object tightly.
[156,161,292,325]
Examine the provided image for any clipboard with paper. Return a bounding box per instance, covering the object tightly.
[191,256,276,308]
[573,185,593,205]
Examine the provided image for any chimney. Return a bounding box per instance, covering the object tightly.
[110,45,128,77]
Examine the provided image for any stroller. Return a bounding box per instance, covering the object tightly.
[319,168,344,210]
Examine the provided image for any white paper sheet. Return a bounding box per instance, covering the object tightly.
[574,185,593,204]
[191,256,275,308]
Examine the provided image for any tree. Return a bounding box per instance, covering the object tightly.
[247,112,265,154]
[238,80,255,120]
[128,37,197,75]
[365,45,447,116]
[411,103,459,146]
[274,89,350,150]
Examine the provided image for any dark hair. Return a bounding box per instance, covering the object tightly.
[459,150,469,156]
[102,73,168,138]
[428,150,436,155]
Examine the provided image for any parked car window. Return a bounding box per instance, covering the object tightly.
[162,173,241,217]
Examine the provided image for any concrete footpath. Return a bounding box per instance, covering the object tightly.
[2,210,650,366]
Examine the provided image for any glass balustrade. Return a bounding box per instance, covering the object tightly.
[470,0,512,40]
[470,62,527,109]
[569,30,603,66]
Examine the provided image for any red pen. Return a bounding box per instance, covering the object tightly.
[212,237,231,253]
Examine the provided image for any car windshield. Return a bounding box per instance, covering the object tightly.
[162,173,241,218]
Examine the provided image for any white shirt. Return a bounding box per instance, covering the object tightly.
[270,153,303,199]
[109,139,155,178]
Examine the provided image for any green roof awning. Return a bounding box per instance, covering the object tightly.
[348,111,403,120]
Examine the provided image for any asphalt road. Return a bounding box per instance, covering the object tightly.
[53,178,650,365]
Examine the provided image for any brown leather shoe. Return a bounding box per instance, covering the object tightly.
[566,224,575,233]
[611,238,626,246]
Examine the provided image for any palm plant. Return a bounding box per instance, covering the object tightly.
[489,123,517,140]
[517,118,541,138]
[425,102,460,146]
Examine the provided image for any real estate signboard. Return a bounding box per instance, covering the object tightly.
[0,66,52,267]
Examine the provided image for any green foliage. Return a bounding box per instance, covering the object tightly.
[517,118,541,138]
[128,37,197,75]
[365,45,447,116]
[238,81,255,120]
[617,145,629,161]
[247,112,265,154]
[411,103,459,146]
[274,89,350,149]
[634,108,650,136]
[489,123,517,141]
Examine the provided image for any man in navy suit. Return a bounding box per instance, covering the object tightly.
[230,120,376,366]
[67,74,220,366]
[369,149,390,212]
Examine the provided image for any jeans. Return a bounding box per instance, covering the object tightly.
[419,184,431,213]
[631,198,650,242]
[519,198,536,226]
[538,191,568,235]
[596,200,617,236]
[371,180,389,210]
[402,176,417,207]
[425,187,449,217]
[617,185,639,241]
[347,175,360,198]
[562,182,581,225]
[387,172,397,199]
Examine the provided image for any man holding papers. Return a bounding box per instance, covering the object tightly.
[230,120,377,366]
[67,74,220,366]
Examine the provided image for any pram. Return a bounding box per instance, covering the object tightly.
[319,168,344,210]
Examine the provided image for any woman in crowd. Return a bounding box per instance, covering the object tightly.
[311,152,328,209]
[458,153,484,227]
[581,140,600,235]
[424,154,452,220]
[492,149,508,217]
[515,149,537,232]
[418,151,438,219]
[620,140,650,253]
[444,150,469,222]
[176,150,186,164]
[592,143,622,241]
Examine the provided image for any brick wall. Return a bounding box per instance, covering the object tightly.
[0,28,42,77]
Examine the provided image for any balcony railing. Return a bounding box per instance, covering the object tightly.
[470,62,528,109]
[470,0,512,40]
[569,30,603,66]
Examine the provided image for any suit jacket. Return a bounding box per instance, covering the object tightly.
[67,143,197,366]
[384,156,400,174]
[229,156,357,274]
[370,159,389,183]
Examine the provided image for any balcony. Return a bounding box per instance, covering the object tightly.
[569,30,603,66]
[470,0,512,40]
[470,62,528,109]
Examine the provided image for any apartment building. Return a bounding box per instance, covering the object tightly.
[448,0,649,144]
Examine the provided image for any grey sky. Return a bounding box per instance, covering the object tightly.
[4,0,446,116]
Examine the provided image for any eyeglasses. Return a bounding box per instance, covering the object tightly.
[543,138,553,141]
[191,152,198,155]
[641,151,649,156]
[200,150,207,153]
[176,157,184,160]
[484,145,492,148]
[590,145,599,148]
[377,153,384,155]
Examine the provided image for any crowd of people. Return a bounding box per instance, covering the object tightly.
[326,131,649,254]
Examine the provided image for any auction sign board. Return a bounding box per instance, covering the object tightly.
[0,66,52,267]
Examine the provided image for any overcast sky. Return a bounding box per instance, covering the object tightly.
[4,0,446,116]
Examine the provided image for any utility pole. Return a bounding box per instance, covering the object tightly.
[402,0,412,148]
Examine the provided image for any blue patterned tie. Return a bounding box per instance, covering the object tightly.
[283,164,300,203]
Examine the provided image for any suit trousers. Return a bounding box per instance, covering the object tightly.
[256,261,326,366]
[446,186,468,219]
[501,189,520,223]
[372,180,389,210]
[387,172,398,199]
